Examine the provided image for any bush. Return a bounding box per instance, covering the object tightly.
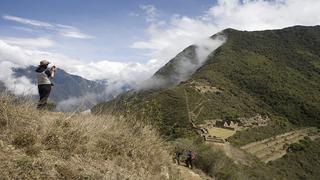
[288,143,305,152]
[288,137,313,153]
[13,131,37,148]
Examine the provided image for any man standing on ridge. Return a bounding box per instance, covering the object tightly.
[35,60,56,109]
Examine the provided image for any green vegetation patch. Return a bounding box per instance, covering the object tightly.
[268,138,320,179]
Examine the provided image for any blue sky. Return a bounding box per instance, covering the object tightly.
[0,0,217,62]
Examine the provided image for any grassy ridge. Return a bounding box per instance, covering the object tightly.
[0,95,178,179]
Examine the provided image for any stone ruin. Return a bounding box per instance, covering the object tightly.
[185,80,222,94]
[237,114,270,128]
[198,114,270,143]
[200,119,240,131]
[202,114,270,130]
[203,135,226,143]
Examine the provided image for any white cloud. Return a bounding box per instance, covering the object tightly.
[2,14,93,39]
[1,37,55,49]
[205,0,320,30]
[0,40,34,66]
[55,24,94,39]
[59,30,93,39]
[56,93,101,111]
[129,12,140,17]
[132,0,320,66]
[140,5,158,22]
[0,61,37,95]
[11,26,36,33]
[138,36,226,90]
[3,15,53,28]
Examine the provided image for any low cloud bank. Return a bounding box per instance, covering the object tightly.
[175,35,226,83]
[56,93,102,112]
[56,81,131,112]
[137,35,226,90]
[0,61,37,96]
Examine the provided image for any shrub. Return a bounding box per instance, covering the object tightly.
[25,145,42,156]
[288,143,305,152]
[13,131,37,148]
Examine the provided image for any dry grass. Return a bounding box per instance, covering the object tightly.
[0,94,180,179]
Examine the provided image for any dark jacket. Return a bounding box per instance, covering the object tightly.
[35,66,51,77]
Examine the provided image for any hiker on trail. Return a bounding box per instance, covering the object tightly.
[35,60,56,109]
[175,150,182,165]
[185,150,195,169]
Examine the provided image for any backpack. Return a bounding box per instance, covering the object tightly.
[191,153,196,160]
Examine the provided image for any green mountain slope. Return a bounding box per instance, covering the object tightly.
[93,25,320,138]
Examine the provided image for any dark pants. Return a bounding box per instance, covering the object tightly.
[37,84,51,109]
[186,158,193,169]
[175,156,180,165]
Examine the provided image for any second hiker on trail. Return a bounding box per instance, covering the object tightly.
[185,150,195,169]
[175,150,182,165]
[35,60,57,109]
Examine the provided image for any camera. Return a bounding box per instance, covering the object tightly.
[50,65,57,71]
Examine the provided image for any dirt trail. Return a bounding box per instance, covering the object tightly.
[212,143,253,166]
[177,166,203,180]
[177,165,213,180]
